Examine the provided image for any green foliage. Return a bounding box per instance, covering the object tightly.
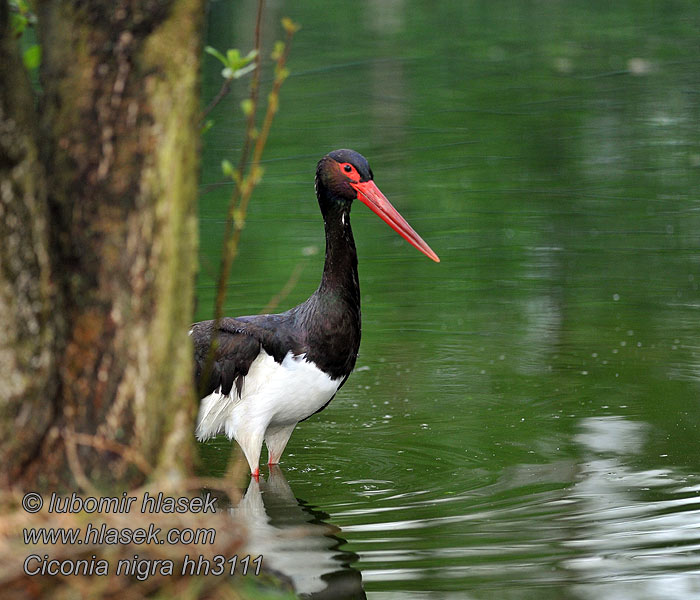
[198,15,300,397]
[240,98,254,117]
[9,0,36,36]
[204,46,258,81]
[22,43,40,70]
[270,40,285,61]
[221,159,235,179]
[281,17,300,35]
[9,0,41,72]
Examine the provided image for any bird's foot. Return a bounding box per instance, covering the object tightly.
[251,467,260,480]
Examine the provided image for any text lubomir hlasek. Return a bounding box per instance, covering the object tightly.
[46,492,218,514]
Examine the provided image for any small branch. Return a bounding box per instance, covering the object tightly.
[199,178,233,195]
[198,9,298,397]
[199,2,263,124]
[70,431,152,476]
[213,0,267,326]
[260,261,305,314]
[215,24,297,320]
[62,429,100,497]
[197,0,266,397]
[199,78,232,123]
[236,0,265,174]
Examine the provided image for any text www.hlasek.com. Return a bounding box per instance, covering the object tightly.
[21,491,262,580]
[24,521,217,546]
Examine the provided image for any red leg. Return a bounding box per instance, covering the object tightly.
[264,423,295,466]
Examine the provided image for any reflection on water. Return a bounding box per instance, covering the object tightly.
[311,416,700,599]
[210,416,700,599]
[230,466,365,599]
[200,0,700,597]
[566,417,700,600]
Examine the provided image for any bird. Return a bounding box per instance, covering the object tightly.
[190,149,439,477]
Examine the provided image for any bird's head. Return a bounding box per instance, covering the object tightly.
[315,149,440,262]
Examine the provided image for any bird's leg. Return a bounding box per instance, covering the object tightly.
[233,429,265,477]
[264,423,297,465]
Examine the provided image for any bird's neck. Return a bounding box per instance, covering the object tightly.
[298,202,361,380]
[318,203,360,310]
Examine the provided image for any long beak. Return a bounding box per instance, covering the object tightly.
[351,180,440,263]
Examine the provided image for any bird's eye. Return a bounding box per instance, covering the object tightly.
[338,161,360,181]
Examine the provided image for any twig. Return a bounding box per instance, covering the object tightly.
[235,0,265,179]
[70,432,152,476]
[197,0,266,397]
[199,8,298,397]
[199,0,263,125]
[63,428,101,497]
[215,23,297,318]
[199,177,234,195]
[260,261,305,314]
[199,78,232,123]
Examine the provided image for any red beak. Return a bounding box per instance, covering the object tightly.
[351,180,440,263]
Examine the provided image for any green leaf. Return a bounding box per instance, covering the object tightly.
[240,99,254,117]
[11,13,28,36]
[200,119,214,135]
[232,63,256,79]
[209,46,258,80]
[274,66,290,82]
[226,48,242,68]
[271,41,285,61]
[204,46,228,66]
[243,49,259,63]
[281,17,301,34]
[22,44,41,70]
[267,91,279,114]
[221,159,235,178]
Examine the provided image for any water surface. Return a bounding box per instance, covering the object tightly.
[198,2,700,597]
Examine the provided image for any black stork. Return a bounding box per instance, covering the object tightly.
[191,149,439,477]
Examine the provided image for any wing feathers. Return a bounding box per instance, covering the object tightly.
[191,319,263,398]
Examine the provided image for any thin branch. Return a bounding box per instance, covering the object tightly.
[62,429,101,497]
[216,25,296,319]
[213,0,266,325]
[197,0,266,397]
[70,432,152,476]
[198,9,298,397]
[199,0,263,125]
[199,78,232,123]
[235,0,265,177]
[260,261,305,314]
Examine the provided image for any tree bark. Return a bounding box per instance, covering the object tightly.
[0,0,57,484]
[0,0,204,489]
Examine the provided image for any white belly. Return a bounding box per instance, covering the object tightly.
[196,349,342,442]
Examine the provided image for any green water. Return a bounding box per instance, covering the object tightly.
[196,2,700,598]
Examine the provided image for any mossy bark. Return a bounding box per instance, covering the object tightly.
[0,0,204,489]
[0,0,57,485]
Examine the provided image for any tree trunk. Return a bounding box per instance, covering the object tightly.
[0,0,57,484]
[0,0,204,489]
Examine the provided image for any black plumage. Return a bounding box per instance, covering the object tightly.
[190,149,438,475]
